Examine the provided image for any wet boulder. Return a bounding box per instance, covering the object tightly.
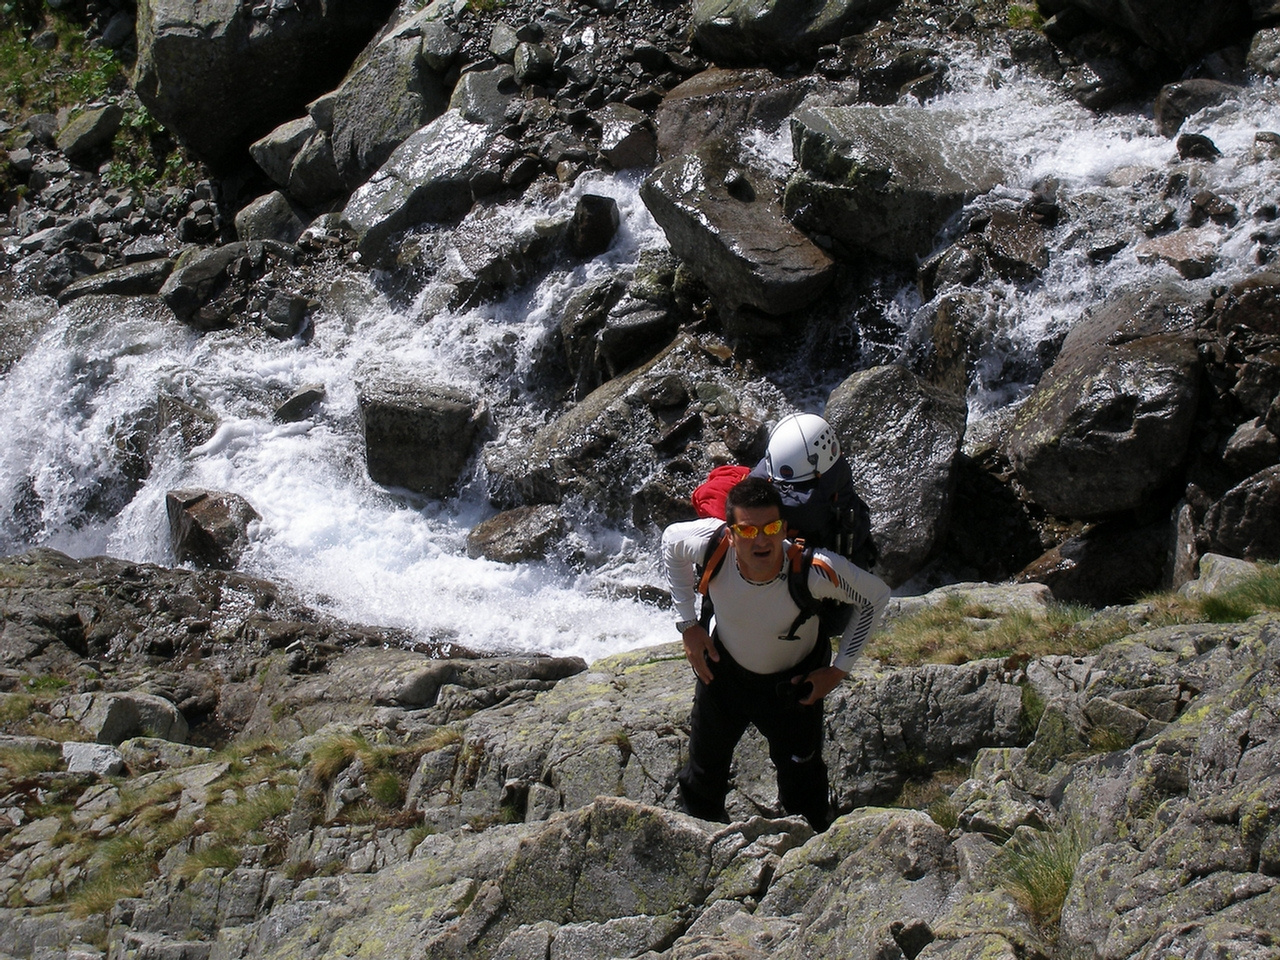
[560,251,681,399]
[341,110,498,266]
[54,102,124,160]
[327,9,456,190]
[166,488,261,570]
[448,64,518,127]
[430,205,568,308]
[1005,284,1202,520]
[134,0,398,171]
[466,505,567,563]
[1056,0,1251,65]
[55,259,175,305]
[653,68,817,162]
[1154,79,1242,137]
[824,365,967,588]
[568,194,620,258]
[233,191,308,244]
[356,367,489,498]
[159,240,304,336]
[593,102,657,169]
[640,138,835,316]
[1205,271,1280,420]
[484,333,787,521]
[784,105,1011,264]
[691,0,889,67]
[1016,516,1173,606]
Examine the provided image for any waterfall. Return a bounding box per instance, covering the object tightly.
[2,42,1278,662]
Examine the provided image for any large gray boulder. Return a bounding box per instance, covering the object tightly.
[483,333,788,522]
[356,365,489,498]
[134,0,397,171]
[1005,284,1202,520]
[66,691,189,745]
[250,116,345,209]
[691,0,890,66]
[327,9,456,190]
[784,105,1011,264]
[341,110,497,266]
[640,138,836,316]
[1058,0,1251,64]
[1200,464,1280,561]
[825,364,968,588]
[653,68,818,162]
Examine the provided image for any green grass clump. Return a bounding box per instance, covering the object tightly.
[996,821,1085,933]
[1007,4,1045,30]
[869,563,1280,669]
[891,764,968,830]
[69,833,152,917]
[175,843,243,881]
[0,744,63,777]
[868,596,1100,666]
[102,98,198,191]
[1197,563,1280,622]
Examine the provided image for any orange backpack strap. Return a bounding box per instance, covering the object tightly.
[697,525,732,596]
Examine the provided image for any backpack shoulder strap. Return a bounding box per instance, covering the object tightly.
[697,524,731,596]
[782,542,826,642]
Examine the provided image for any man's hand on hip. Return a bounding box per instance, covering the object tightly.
[682,624,718,683]
[797,666,848,706]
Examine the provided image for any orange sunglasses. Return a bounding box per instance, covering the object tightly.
[730,519,785,539]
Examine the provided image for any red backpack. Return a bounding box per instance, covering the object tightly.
[691,465,750,519]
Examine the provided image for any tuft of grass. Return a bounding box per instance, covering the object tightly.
[102,98,199,191]
[1197,563,1280,622]
[0,745,63,777]
[368,770,403,808]
[175,843,242,881]
[1020,683,1046,741]
[0,5,126,119]
[891,764,968,829]
[310,733,371,784]
[1088,725,1129,755]
[1007,4,1045,30]
[0,693,36,726]
[202,786,295,842]
[24,675,70,693]
[996,821,1085,933]
[69,833,153,918]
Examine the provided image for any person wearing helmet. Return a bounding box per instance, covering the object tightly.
[661,476,890,831]
[750,412,875,570]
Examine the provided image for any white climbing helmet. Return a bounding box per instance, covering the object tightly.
[764,413,840,482]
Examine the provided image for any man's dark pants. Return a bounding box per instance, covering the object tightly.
[678,638,832,831]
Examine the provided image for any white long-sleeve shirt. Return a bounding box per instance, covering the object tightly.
[661,517,890,674]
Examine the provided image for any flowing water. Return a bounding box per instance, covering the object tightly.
[2,43,1278,662]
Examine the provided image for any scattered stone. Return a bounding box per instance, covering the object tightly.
[165,488,261,570]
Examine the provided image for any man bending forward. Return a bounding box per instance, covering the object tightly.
[662,476,890,830]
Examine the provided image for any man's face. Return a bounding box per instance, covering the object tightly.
[728,505,786,582]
